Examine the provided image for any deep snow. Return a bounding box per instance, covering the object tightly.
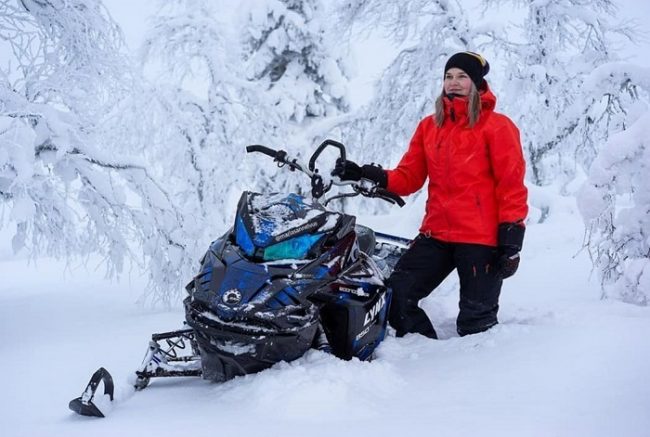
[1,187,649,437]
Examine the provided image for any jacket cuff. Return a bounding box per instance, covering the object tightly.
[497,222,525,251]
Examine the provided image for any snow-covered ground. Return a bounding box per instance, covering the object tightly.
[2,188,649,437]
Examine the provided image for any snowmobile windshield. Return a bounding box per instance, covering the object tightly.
[235,215,325,260]
[262,233,324,261]
[234,192,340,260]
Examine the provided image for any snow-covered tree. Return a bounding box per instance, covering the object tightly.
[578,78,650,305]
[241,0,350,125]
[0,0,193,305]
[140,0,272,226]
[140,0,351,218]
[491,0,639,187]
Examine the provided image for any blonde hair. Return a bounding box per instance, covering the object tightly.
[434,82,482,128]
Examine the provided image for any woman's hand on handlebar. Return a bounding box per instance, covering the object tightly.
[331,158,363,181]
[331,159,388,188]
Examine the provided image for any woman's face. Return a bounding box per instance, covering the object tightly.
[444,68,472,96]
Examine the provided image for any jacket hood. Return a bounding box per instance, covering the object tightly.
[443,81,496,120]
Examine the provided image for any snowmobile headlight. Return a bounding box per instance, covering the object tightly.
[263,233,324,261]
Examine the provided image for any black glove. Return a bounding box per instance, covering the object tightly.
[332,159,388,188]
[497,246,520,279]
[331,159,363,181]
[496,222,525,279]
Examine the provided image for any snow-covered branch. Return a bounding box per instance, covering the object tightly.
[493,0,643,187]
[578,109,650,305]
[0,0,198,305]
[240,0,351,124]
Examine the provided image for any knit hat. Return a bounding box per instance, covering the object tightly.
[444,51,490,89]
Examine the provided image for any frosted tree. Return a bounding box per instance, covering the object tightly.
[141,0,288,226]
[241,0,350,125]
[578,75,650,305]
[0,0,193,304]
[489,0,639,187]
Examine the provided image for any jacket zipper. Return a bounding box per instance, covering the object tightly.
[443,109,463,239]
[440,102,461,240]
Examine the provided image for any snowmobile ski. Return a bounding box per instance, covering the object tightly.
[69,328,202,417]
[68,367,114,418]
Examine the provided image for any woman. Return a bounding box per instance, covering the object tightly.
[332,51,528,338]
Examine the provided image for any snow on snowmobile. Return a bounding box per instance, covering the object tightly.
[69,140,411,418]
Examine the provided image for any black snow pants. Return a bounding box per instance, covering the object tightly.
[387,234,503,338]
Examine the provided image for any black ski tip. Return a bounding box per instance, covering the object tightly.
[68,367,114,418]
[68,397,105,418]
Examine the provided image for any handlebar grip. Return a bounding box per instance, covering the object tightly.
[375,188,406,207]
[246,145,278,158]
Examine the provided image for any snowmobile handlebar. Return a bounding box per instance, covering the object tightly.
[374,187,406,207]
[246,142,405,207]
[245,144,277,158]
[246,144,309,174]
[308,139,346,172]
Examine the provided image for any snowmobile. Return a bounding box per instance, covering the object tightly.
[69,140,411,418]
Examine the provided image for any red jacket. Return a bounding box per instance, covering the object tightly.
[386,84,528,246]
